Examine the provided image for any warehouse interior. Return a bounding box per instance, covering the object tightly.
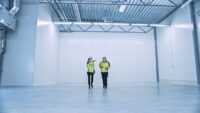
[0,0,200,113]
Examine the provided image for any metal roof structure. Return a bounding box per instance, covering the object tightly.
[41,0,187,33]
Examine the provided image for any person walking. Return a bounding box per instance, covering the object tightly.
[99,57,111,88]
[87,57,95,88]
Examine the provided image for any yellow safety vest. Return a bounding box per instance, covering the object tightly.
[87,61,95,73]
[99,61,110,72]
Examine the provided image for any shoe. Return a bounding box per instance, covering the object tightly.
[105,86,107,88]
[89,86,91,88]
[91,85,93,88]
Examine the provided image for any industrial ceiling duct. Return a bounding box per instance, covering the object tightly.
[10,0,20,15]
[0,0,21,86]
[0,0,20,30]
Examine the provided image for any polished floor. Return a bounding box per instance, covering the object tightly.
[0,83,200,113]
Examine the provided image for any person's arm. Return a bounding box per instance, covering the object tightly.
[108,62,111,69]
[99,62,102,68]
[87,61,89,68]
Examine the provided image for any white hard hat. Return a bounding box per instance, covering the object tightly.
[88,56,93,59]
[102,56,106,58]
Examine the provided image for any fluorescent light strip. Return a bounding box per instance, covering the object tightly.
[113,23,129,26]
[37,20,51,26]
[54,22,72,25]
[173,24,193,29]
[150,24,168,27]
[93,23,111,25]
[131,24,148,26]
[74,22,91,25]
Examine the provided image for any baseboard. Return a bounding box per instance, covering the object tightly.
[33,81,58,86]
[57,81,157,85]
[160,80,198,86]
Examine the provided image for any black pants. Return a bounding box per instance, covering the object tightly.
[87,72,94,86]
[101,72,108,87]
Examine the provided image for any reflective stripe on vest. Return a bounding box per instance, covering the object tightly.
[100,62,110,72]
[87,61,95,72]
[101,67,108,72]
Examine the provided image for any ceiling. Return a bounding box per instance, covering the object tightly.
[41,0,187,33]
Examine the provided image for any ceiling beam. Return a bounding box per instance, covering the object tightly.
[40,0,177,7]
[72,3,82,22]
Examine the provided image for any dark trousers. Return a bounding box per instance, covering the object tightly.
[101,72,108,87]
[87,72,94,86]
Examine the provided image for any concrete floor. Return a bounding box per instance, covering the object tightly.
[0,83,200,113]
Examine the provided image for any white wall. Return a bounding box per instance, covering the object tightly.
[1,2,60,86]
[33,4,60,86]
[1,3,39,86]
[157,5,197,82]
[59,31,157,84]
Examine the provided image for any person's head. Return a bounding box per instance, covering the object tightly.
[102,56,107,61]
[88,57,93,62]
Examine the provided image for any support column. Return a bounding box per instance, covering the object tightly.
[190,1,200,85]
[154,27,160,83]
[1,2,39,86]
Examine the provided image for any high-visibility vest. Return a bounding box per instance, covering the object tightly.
[87,61,95,73]
[99,61,110,72]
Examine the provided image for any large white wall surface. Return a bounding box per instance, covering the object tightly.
[157,5,197,82]
[59,32,157,84]
[34,4,60,86]
[1,3,39,86]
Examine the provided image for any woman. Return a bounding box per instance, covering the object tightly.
[87,57,95,88]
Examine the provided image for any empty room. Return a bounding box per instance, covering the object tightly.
[0,0,200,113]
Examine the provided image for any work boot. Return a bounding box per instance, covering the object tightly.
[91,85,93,88]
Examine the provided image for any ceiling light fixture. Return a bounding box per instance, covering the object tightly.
[113,23,129,26]
[37,20,51,26]
[74,22,91,25]
[93,23,110,25]
[150,24,168,27]
[54,22,72,25]
[119,5,126,12]
[131,24,148,26]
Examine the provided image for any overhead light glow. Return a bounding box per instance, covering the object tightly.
[131,24,148,26]
[0,19,4,23]
[113,23,129,26]
[150,24,168,27]
[74,22,91,25]
[119,5,126,12]
[54,22,72,25]
[54,22,130,26]
[93,23,111,25]
[173,24,193,29]
[93,23,129,26]
[37,20,51,26]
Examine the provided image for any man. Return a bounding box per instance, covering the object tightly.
[99,56,111,88]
